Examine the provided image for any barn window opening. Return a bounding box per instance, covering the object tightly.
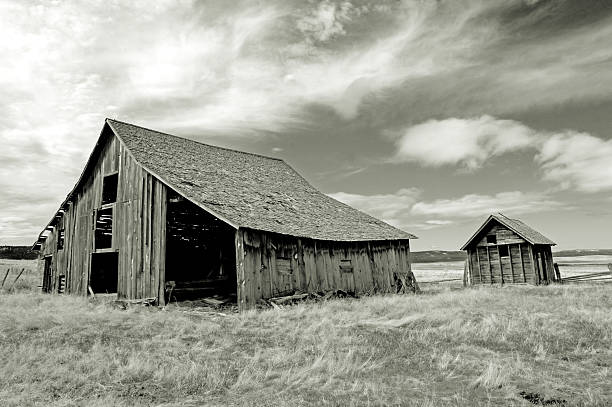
[499,245,509,257]
[94,208,113,249]
[90,252,118,294]
[101,173,118,205]
[57,229,65,250]
[339,259,353,273]
[486,234,497,244]
[164,190,236,304]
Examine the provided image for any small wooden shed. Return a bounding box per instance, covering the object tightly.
[461,213,556,285]
[33,119,418,310]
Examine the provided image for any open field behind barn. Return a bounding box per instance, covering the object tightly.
[412,255,612,287]
[0,259,39,293]
[1,260,611,406]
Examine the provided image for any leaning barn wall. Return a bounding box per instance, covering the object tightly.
[236,228,412,310]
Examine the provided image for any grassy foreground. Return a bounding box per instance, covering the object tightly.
[1,284,611,406]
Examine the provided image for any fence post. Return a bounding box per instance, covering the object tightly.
[1,267,11,290]
[7,268,25,292]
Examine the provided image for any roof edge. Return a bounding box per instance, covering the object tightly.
[280,163,418,240]
[460,213,556,250]
[239,226,416,242]
[105,118,284,162]
[106,120,240,230]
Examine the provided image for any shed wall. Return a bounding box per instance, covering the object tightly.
[469,242,536,284]
[475,224,525,246]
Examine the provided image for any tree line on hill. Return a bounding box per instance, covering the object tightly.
[0,246,38,260]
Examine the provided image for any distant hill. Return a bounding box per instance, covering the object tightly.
[552,249,612,257]
[0,246,38,260]
[411,251,466,263]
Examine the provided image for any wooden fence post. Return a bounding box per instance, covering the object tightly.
[7,268,25,292]
[1,267,11,290]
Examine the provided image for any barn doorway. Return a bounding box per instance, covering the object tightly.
[164,191,237,304]
[42,256,52,293]
[90,252,118,294]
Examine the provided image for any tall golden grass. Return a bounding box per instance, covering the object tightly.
[0,261,610,406]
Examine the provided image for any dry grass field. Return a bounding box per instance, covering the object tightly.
[1,259,611,406]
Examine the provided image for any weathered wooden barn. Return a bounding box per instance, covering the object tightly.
[461,213,556,285]
[33,119,417,309]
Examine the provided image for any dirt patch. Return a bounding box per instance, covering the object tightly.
[519,391,566,405]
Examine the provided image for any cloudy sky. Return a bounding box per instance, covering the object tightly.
[1,0,611,250]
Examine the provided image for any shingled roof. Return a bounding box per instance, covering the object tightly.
[461,213,555,250]
[106,119,415,242]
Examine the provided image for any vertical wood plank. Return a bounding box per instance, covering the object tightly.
[497,246,504,285]
[235,229,246,310]
[519,244,526,282]
[486,246,493,284]
[475,248,482,284]
[528,245,538,285]
[157,183,167,305]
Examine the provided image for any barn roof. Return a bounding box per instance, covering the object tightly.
[460,213,555,250]
[41,118,412,243]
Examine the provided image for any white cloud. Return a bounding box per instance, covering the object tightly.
[330,185,567,234]
[331,188,565,232]
[392,115,537,169]
[537,132,612,192]
[392,116,612,193]
[329,188,421,228]
[425,220,454,226]
[297,1,352,42]
[411,191,564,218]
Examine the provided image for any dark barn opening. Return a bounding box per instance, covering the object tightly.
[42,256,52,293]
[164,191,237,304]
[90,252,118,294]
[94,208,113,249]
[101,173,118,205]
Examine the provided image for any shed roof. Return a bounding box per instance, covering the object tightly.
[460,213,555,250]
[35,119,415,244]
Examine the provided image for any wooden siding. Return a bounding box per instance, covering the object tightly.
[532,245,556,284]
[39,130,167,302]
[469,242,536,285]
[237,228,411,310]
[39,128,414,310]
[465,220,559,286]
[476,224,526,246]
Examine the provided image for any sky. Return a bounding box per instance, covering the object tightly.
[1,0,611,250]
